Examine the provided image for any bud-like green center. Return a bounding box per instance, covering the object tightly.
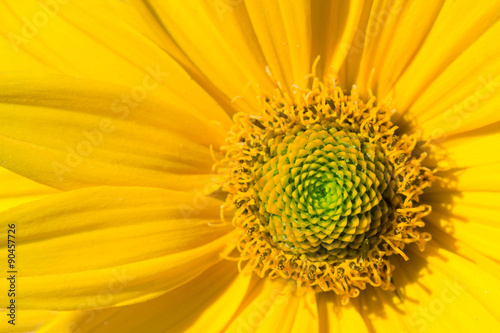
[255,122,397,262]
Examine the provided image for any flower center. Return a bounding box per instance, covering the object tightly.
[215,77,436,303]
[255,122,396,263]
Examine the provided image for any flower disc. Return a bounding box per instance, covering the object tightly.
[255,122,397,263]
[216,77,436,301]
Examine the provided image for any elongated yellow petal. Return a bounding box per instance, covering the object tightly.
[0,74,225,191]
[361,287,424,332]
[426,163,500,193]
[224,277,318,333]
[0,167,58,212]
[244,0,312,91]
[255,294,318,333]
[335,0,382,91]
[317,293,368,333]
[358,243,500,332]
[0,186,233,310]
[0,310,56,333]
[423,191,500,262]
[453,165,500,192]
[180,262,255,333]
[434,127,500,168]
[408,27,500,137]
[426,221,500,277]
[131,0,276,116]
[383,244,500,332]
[419,87,500,139]
[389,0,500,123]
[0,0,231,130]
[37,259,252,333]
[311,0,367,81]
[364,0,445,99]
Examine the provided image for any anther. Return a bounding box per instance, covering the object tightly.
[260,249,270,262]
[250,118,266,130]
[278,255,287,270]
[235,198,249,208]
[349,262,362,271]
[404,181,413,191]
[367,123,375,137]
[397,215,408,223]
[308,265,317,280]
[307,105,318,113]
[276,111,288,119]
[289,257,299,269]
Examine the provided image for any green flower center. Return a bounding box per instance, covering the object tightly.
[255,123,396,263]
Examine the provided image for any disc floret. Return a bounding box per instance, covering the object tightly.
[215,77,436,302]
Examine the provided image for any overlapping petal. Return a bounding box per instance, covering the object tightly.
[0,186,233,310]
[224,278,319,333]
[130,0,276,115]
[0,310,57,333]
[36,260,252,332]
[0,0,230,132]
[0,74,226,191]
[0,167,58,212]
[383,244,500,332]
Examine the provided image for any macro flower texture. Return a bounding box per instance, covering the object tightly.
[1,0,500,332]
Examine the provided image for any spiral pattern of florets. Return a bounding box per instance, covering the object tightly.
[255,122,397,262]
[215,76,436,301]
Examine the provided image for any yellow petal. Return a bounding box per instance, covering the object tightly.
[425,222,500,278]
[358,242,500,332]
[389,0,500,122]
[383,244,500,332]
[0,186,233,310]
[132,0,276,116]
[424,191,500,262]
[361,287,424,332]
[224,277,318,333]
[427,164,500,193]
[453,164,500,192]
[331,0,373,89]
[180,262,254,333]
[337,0,435,93]
[311,0,367,81]
[0,310,57,333]
[363,0,446,99]
[317,292,368,333]
[411,22,500,130]
[0,167,58,212]
[37,259,252,332]
[418,75,500,139]
[0,1,231,130]
[244,0,312,90]
[0,73,224,191]
[434,126,500,168]
[253,291,318,333]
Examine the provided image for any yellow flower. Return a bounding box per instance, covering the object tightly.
[1,0,500,332]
